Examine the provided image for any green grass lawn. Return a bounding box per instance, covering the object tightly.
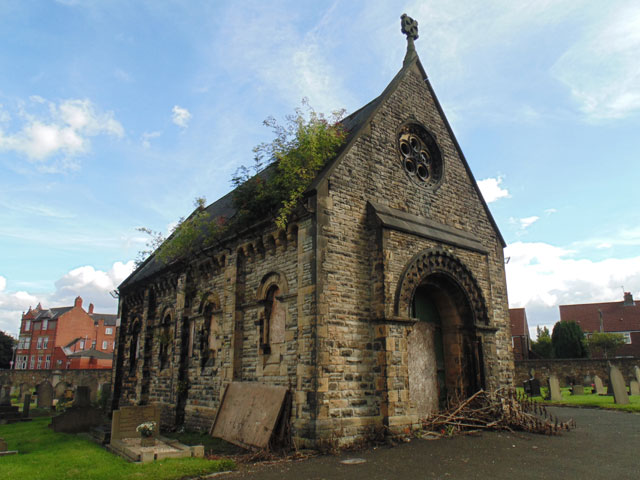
[522,387,640,413]
[0,417,235,480]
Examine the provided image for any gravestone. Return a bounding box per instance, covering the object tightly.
[523,378,541,397]
[635,366,640,384]
[630,380,640,396]
[54,382,68,400]
[582,375,592,386]
[608,365,629,405]
[548,375,562,401]
[36,381,54,409]
[571,384,584,395]
[0,385,11,405]
[110,405,160,441]
[88,381,99,403]
[593,375,605,395]
[22,394,31,418]
[0,437,7,451]
[73,386,91,407]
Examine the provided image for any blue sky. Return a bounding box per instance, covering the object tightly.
[1,1,639,337]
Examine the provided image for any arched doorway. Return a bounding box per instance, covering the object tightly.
[396,249,487,418]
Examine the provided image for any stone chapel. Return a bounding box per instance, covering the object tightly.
[111,15,514,446]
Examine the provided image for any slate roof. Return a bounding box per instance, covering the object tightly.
[509,308,529,337]
[90,313,118,326]
[35,307,73,320]
[120,50,506,290]
[67,348,113,360]
[559,298,640,333]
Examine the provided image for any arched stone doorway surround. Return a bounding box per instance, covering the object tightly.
[394,248,488,418]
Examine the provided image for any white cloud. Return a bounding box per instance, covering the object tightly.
[506,241,640,326]
[0,97,123,166]
[141,131,162,149]
[519,216,539,229]
[477,177,510,203]
[552,6,640,120]
[0,261,134,336]
[172,105,191,128]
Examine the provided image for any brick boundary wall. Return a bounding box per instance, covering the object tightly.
[514,358,640,387]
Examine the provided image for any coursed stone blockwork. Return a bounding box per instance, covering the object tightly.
[111,28,513,447]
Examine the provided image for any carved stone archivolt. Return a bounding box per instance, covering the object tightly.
[394,248,489,325]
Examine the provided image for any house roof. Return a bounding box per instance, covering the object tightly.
[119,47,506,291]
[67,348,113,360]
[509,308,529,337]
[35,307,73,320]
[559,298,640,333]
[90,313,118,326]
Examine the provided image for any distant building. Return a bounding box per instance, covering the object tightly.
[509,308,531,361]
[559,292,640,358]
[14,296,117,370]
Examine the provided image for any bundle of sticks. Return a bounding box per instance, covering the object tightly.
[420,388,575,436]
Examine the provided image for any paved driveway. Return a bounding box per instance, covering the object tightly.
[226,407,640,479]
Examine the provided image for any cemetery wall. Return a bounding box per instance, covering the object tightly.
[515,358,640,386]
[0,368,112,393]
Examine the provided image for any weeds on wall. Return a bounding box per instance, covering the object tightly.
[136,101,346,267]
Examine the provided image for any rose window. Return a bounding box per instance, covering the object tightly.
[398,124,443,186]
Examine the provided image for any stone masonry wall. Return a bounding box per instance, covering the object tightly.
[515,358,640,387]
[314,58,513,443]
[114,217,319,437]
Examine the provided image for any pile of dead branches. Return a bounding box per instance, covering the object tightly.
[420,388,575,437]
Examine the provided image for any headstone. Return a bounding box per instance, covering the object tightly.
[582,375,592,387]
[634,366,640,385]
[571,384,584,395]
[110,405,160,441]
[0,385,11,406]
[0,437,7,451]
[548,375,562,401]
[630,380,640,396]
[36,381,54,409]
[73,386,91,408]
[606,377,614,396]
[593,375,605,395]
[88,382,98,403]
[51,406,104,433]
[54,382,68,400]
[22,394,31,418]
[529,378,541,397]
[608,365,630,405]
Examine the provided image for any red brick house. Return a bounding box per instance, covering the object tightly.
[14,296,117,370]
[509,308,531,360]
[559,292,640,358]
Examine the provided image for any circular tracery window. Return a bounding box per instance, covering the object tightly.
[398,124,443,186]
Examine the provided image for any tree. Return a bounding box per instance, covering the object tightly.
[551,321,587,358]
[530,326,553,359]
[0,330,16,369]
[585,332,626,359]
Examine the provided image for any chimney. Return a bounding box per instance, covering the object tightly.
[88,303,94,314]
[623,292,634,306]
[74,296,83,308]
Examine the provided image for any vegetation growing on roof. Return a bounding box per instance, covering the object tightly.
[136,101,346,268]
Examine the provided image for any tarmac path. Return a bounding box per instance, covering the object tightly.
[225,407,640,479]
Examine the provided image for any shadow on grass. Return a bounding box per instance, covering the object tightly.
[0,417,235,480]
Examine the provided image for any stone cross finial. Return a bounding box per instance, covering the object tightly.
[401,14,419,41]
[401,14,418,65]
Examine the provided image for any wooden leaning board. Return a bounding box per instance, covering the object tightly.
[210,382,288,449]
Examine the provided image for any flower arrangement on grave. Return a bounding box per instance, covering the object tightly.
[136,421,156,438]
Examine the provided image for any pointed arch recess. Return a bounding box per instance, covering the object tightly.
[394,248,489,325]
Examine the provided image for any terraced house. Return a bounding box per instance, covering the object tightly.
[112,16,514,446]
